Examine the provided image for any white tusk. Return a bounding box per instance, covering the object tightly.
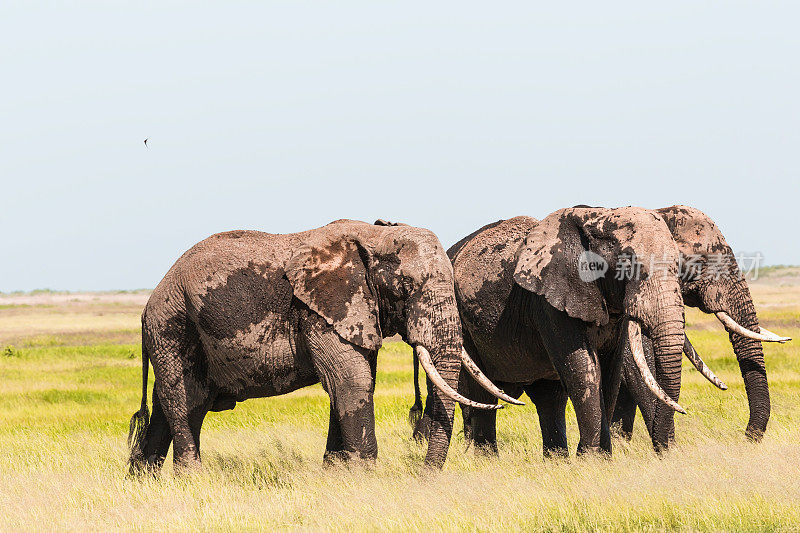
[683,335,727,390]
[715,312,791,343]
[415,346,502,411]
[627,321,687,414]
[758,326,792,343]
[461,348,524,405]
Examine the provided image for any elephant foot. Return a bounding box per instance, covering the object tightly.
[473,441,499,457]
[172,450,202,475]
[576,441,600,456]
[543,447,569,460]
[412,415,432,442]
[128,455,165,478]
[745,425,765,443]
[609,420,632,441]
[323,450,349,465]
[323,450,377,468]
[127,459,151,478]
[651,437,676,455]
[576,444,611,458]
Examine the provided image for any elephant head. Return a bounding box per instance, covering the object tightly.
[656,205,790,441]
[513,206,687,450]
[285,220,509,467]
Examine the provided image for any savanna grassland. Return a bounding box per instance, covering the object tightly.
[1,272,800,532]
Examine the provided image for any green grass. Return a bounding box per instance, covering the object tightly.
[1,298,800,530]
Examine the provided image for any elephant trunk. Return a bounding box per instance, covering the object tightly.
[627,276,685,451]
[648,314,686,450]
[720,275,770,441]
[405,287,463,469]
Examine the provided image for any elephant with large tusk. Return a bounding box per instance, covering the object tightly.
[126,219,511,475]
[414,206,690,456]
[612,205,791,442]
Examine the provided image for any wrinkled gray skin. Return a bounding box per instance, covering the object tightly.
[127,219,467,473]
[613,205,771,442]
[418,207,687,455]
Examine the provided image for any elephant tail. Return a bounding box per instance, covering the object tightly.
[127,340,150,471]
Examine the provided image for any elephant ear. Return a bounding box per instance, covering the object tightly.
[285,236,382,351]
[513,209,609,326]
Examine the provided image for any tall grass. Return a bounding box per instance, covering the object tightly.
[0,300,799,530]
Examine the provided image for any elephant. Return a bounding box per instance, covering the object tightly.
[126,219,514,474]
[414,206,690,456]
[611,205,791,442]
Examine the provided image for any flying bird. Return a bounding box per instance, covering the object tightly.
[144,138,149,147]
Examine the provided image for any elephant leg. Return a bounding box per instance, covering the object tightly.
[596,348,619,455]
[323,350,379,462]
[453,343,499,454]
[469,398,499,456]
[599,411,612,454]
[458,367,474,444]
[141,389,173,472]
[525,379,568,458]
[455,329,490,446]
[188,403,210,457]
[599,345,624,431]
[613,334,659,442]
[158,381,211,472]
[555,344,604,456]
[324,405,345,461]
[151,370,200,471]
[150,335,211,473]
[306,320,378,463]
[533,301,604,456]
[610,381,637,441]
[640,334,661,442]
[413,377,434,441]
[462,374,500,455]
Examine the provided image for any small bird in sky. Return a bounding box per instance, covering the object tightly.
[144,138,149,148]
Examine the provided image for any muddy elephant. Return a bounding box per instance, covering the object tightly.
[612,205,790,442]
[126,219,513,474]
[415,207,689,456]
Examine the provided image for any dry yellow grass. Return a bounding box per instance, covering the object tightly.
[0,283,799,531]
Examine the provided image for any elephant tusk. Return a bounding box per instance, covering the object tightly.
[715,312,791,343]
[683,335,727,390]
[460,348,525,405]
[627,321,687,415]
[415,346,502,411]
[758,326,792,343]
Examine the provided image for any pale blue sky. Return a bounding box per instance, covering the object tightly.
[1,2,798,291]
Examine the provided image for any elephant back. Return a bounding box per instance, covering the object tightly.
[451,216,538,334]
